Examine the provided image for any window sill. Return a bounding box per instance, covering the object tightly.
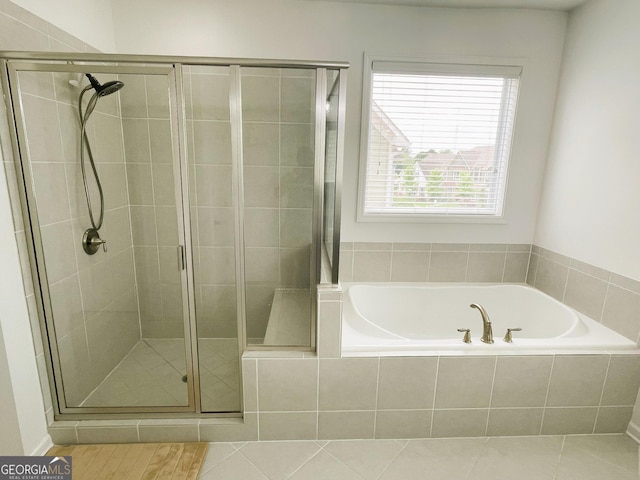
[357,212,508,224]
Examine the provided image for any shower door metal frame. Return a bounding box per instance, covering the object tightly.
[328,69,348,285]
[0,51,349,419]
[2,60,200,416]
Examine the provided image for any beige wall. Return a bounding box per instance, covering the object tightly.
[535,0,640,282]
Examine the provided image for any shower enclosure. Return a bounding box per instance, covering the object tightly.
[0,53,346,416]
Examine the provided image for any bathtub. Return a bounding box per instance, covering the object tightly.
[341,283,638,354]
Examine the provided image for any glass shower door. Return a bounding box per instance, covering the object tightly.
[7,63,194,412]
[183,65,241,412]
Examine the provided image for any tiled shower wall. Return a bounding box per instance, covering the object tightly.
[183,66,317,341]
[120,72,183,338]
[14,70,139,406]
[0,1,139,414]
[184,65,237,340]
[241,67,316,341]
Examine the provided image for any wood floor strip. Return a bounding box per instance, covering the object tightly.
[109,443,145,480]
[46,443,208,480]
[55,445,76,457]
[125,444,162,480]
[185,443,208,480]
[156,444,184,480]
[69,444,102,475]
[96,443,130,480]
[141,443,173,480]
[82,444,118,480]
[46,446,62,457]
[170,443,199,480]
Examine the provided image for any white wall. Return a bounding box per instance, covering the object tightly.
[0,140,50,456]
[110,0,567,244]
[534,0,640,282]
[0,323,24,455]
[10,0,115,51]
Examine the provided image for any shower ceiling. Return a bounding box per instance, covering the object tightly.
[301,0,587,10]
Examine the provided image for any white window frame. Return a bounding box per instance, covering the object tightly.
[357,54,522,223]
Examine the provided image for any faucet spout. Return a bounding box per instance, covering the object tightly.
[470,303,494,344]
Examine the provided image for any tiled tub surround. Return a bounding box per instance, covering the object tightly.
[339,242,531,284]
[49,350,640,442]
[528,245,640,345]
[240,353,640,440]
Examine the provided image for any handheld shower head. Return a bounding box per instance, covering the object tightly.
[85,73,125,97]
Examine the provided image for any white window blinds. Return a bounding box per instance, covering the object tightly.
[362,61,521,217]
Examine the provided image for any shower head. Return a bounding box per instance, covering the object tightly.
[85,73,125,97]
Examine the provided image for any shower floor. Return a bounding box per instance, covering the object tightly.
[81,337,240,412]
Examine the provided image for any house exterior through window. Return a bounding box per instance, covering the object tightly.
[360,59,521,220]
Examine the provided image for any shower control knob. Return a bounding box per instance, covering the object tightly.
[82,228,107,255]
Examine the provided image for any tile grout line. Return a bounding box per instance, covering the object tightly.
[373,356,381,438]
[374,439,411,480]
[592,353,613,435]
[540,354,556,435]
[256,359,261,441]
[463,436,490,480]
[429,357,440,438]
[316,357,320,440]
[320,444,369,480]
[600,281,611,326]
[552,435,568,480]
[283,441,327,479]
[484,356,499,436]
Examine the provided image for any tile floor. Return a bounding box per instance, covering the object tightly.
[82,338,240,412]
[197,434,639,480]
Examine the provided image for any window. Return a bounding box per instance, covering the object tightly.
[360,59,521,219]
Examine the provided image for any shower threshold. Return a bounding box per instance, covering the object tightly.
[78,337,239,412]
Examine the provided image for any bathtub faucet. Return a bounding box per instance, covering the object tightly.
[470,303,494,344]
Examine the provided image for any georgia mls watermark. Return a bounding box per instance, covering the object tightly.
[0,456,72,480]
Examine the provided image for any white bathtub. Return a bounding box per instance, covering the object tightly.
[341,283,638,354]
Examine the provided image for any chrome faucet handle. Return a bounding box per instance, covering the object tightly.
[457,328,472,344]
[503,328,522,343]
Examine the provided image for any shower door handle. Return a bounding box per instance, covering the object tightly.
[177,245,185,270]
